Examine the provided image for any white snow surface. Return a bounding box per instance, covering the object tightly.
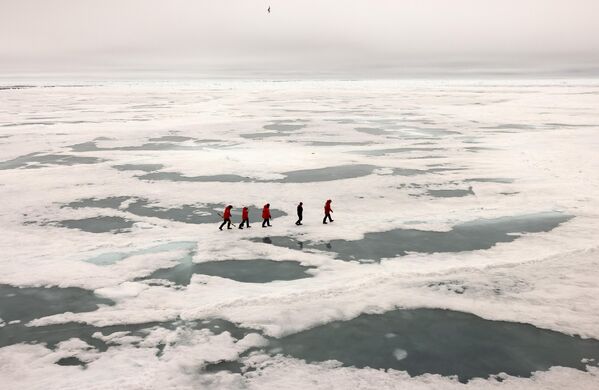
[1,79,599,388]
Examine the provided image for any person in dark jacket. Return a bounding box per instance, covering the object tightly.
[262,203,272,227]
[323,199,333,224]
[239,206,251,229]
[295,202,303,225]
[219,205,233,230]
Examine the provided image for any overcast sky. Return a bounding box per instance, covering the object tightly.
[2,0,599,77]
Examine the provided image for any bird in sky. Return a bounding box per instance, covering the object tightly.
[267,6,271,14]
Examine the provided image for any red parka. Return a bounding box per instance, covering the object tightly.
[262,205,271,219]
[324,200,332,214]
[223,207,232,220]
[242,207,249,219]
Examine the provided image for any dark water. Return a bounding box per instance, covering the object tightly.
[1,316,246,358]
[145,259,315,284]
[0,283,251,367]
[279,164,377,183]
[66,196,130,210]
[265,308,599,382]
[307,141,373,146]
[139,164,378,183]
[427,167,468,174]
[389,166,466,177]
[240,132,293,139]
[0,284,114,324]
[465,147,496,152]
[2,120,96,127]
[411,128,461,137]
[324,118,357,124]
[0,284,251,360]
[56,216,135,233]
[354,147,444,156]
[63,197,286,225]
[148,135,196,142]
[426,187,475,198]
[1,320,163,351]
[263,121,307,132]
[3,285,597,381]
[0,153,104,170]
[133,164,454,183]
[0,85,35,90]
[480,124,535,130]
[123,199,276,224]
[464,177,514,184]
[240,120,307,139]
[256,212,573,261]
[70,138,221,152]
[390,167,426,176]
[72,141,185,151]
[138,171,256,182]
[113,164,164,172]
[355,127,388,135]
[56,357,86,366]
[406,155,446,160]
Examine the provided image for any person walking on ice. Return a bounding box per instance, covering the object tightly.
[262,203,272,227]
[295,202,303,225]
[219,205,234,230]
[239,206,251,229]
[323,199,334,224]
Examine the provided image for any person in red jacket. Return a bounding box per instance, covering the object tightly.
[219,205,233,230]
[323,199,334,224]
[239,206,251,229]
[262,203,272,227]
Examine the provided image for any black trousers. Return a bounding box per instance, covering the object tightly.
[262,218,271,227]
[219,218,231,229]
[296,214,303,225]
[239,218,250,228]
[323,213,333,223]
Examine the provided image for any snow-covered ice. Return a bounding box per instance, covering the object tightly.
[1,79,599,389]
